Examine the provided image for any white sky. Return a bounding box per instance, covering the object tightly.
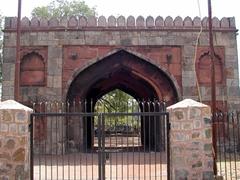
[0,0,238,21]
[0,0,239,74]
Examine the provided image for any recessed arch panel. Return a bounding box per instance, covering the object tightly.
[66,49,180,149]
[66,49,180,106]
[20,52,46,86]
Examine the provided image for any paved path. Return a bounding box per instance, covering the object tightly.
[34,152,167,180]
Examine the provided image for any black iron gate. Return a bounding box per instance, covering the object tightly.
[215,111,240,179]
[30,102,170,180]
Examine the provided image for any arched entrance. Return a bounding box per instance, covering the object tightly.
[66,49,180,149]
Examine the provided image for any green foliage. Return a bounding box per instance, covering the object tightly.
[95,89,139,127]
[95,89,138,113]
[31,0,97,19]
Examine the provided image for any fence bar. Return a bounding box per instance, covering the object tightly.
[216,111,240,179]
[30,114,34,180]
[167,113,171,180]
[98,115,102,180]
[30,100,169,180]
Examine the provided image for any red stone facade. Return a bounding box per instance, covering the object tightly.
[2,16,239,167]
[20,47,47,86]
[196,46,225,85]
[63,46,182,94]
[2,15,239,112]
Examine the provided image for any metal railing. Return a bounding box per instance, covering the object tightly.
[30,100,170,180]
[215,111,240,179]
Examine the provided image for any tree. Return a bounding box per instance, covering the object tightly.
[95,89,138,127]
[31,0,97,19]
[96,89,136,113]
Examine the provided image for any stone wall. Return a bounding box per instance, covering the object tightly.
[0,100,32,180]
[0,98,216,179]
[4,16,236,30]
[2,15,240,110]
[167,99,214,179]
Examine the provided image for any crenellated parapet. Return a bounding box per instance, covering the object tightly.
[4,15,236,31]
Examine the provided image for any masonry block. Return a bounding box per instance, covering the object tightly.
[155,16,164,27]
[87,16,97,27]
[184,17,193,27]
[127,16,135,27]
[136,16,145,28]
[1,15,239,113]
[167,99,213,180]
[30,17,40,27]
[79,16,87,27]
[117,16,126,27]
[98,16,107,27]
[0,100,33,180]
[146,16,154,28]
[108,16,116,27]
[40,18,48,27]
[21,17,30,28]
[68,16,78,27]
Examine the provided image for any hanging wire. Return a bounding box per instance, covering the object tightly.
[194,0,203,102]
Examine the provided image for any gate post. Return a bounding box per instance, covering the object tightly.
[0,100,33,180]
[167,99,214,180]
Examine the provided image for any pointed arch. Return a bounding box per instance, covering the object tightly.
[66,49,181,105]
[20,51,46,86]
[196,48,224,85]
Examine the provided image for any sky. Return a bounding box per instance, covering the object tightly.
[0,0,239,72]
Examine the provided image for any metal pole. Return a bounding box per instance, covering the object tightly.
[14,0,22,101]
[30,114,34,180]
[208,0,217,175]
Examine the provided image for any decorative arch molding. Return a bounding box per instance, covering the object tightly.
[20,51,46,86]
[196,47,225,85]
[65,48,181,105]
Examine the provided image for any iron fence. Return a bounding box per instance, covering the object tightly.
[30,100,170,180]
[215,111,240,179]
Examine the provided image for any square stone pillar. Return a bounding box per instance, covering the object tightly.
[0,100,33,180]
[167,99,214,180]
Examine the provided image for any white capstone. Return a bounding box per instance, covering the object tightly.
[167,99,209,110]
[0,100,33,111]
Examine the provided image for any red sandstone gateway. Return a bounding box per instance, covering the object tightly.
[2,15,239,111]
[1,15,240,180]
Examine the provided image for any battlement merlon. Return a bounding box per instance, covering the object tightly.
[3,15,237,32]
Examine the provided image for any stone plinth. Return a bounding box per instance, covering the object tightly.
[167,99,214,180]
[0,100,32,180]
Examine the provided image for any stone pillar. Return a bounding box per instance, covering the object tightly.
[167,99,214,180]
[0,100,32,180]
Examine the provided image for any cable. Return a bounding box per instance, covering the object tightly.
[193,0,203,102]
